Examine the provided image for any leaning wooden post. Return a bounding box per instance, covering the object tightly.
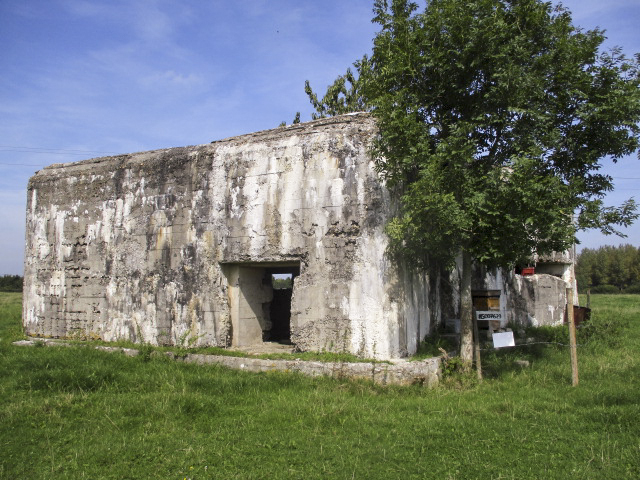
[472,308,483,381]
[567,288,579,386]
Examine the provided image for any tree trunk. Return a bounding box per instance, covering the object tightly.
[459,250,473,370]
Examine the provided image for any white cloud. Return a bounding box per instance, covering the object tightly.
[140,69,204,88]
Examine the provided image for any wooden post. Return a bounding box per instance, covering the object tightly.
[472,308,483,381]
[586,289,591,309]
[567,288,579,386]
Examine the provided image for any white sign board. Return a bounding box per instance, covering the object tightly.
[475,311,503,321]
[492,331,515,349]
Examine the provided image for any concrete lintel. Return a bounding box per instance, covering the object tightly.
[219,260,302,268]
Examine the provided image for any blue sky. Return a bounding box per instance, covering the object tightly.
[0,0,638,275]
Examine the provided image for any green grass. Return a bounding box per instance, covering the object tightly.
[0,292,23,346]
[1,292,639,479]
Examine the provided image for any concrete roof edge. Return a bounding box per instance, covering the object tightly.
[34,112,375,175]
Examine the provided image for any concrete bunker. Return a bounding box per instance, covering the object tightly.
[223,261,299,347]
[22,113,575,359]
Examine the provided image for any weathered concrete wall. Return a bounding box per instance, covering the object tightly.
[456,253,575,329]
[23,113,435,359]
[470,268,574,328]
[505,274,569,326]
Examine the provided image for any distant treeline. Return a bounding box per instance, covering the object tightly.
[576,245,640,294]
[0,275,23,292]
[272,276,293,290]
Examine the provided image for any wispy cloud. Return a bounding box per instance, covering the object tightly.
[140,70,204,89]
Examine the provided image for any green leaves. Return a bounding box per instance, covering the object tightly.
[302,0,639,272]
[366,0,640,269]
[304,56,371,120]
[386,179,472,269]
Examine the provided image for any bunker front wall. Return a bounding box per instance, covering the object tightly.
[23,114,435,359]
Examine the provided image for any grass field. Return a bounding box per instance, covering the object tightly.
[1,293,638,479]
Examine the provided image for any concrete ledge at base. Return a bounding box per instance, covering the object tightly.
[13,338,138,357]
[95,345,140,357]
[13,338,441,386]
[13,339,72,347]
[181,354,441,386]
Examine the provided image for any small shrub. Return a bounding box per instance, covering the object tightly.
[138,343,154,362]
[441,355,464,377]
[412,331,457,360]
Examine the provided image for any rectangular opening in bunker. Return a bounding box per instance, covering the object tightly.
[225,262,300,347]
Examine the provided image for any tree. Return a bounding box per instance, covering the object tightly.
[305,56,371,119]
[575,248,595,289]
[279,112,302,127]
[307,0,640,368]
[575,244,640,292]
[0,274,23,292]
